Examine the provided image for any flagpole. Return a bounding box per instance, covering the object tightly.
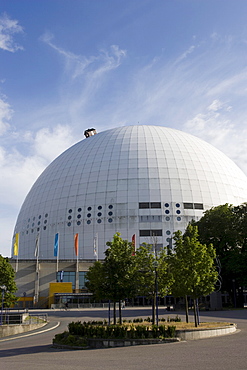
[34,233,40,305]
[74,233,79,291]
[94,233,98,261]
[57,244,59,273]
[14,233,19,272]
[54,233,59,273]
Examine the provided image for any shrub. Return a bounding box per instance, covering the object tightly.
[166,325,176,338]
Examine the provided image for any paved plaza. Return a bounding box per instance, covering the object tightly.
[0,308,247,370]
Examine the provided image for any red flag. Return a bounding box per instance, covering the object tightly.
[74,233,79,256]
[132,234,136,256]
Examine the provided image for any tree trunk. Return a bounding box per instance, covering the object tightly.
[193,298,198,327]
[119,300,122,324]
[185,295,189,323]
[152,295,155,325]
[196,299,200,325]
[113,301,116,325]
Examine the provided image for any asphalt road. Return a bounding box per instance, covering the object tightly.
[0,308,246,370]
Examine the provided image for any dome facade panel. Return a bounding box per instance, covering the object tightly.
[13,125,247,260]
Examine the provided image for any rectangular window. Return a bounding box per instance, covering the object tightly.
[139,230,151,236]
[183,203,193,209]
[150,202,161,208]
[151,229,162,236]
[194,203,203,210]
[140,229,163,237]
[56,271,76,289]
[139,202,150,209]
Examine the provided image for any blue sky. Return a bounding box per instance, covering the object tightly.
[1,0,247,256]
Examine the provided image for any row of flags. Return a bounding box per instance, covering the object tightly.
[13,232,136,259]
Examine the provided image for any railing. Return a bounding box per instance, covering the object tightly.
[51,302,115,309]
[0,313,48,325]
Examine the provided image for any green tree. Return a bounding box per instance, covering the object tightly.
[0,255,17,308]
[85,261,107,301]
[171,225,218,327]
[195,203,247,307]
[135,244,171,325]
[86,233,137,324]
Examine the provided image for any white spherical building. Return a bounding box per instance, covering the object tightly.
[13,125,247,260]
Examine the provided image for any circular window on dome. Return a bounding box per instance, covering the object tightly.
[45,213,48,217]
[87,220,91,225]
[97,212,102,217]
[28,218,30,222]
[67,222,71,227]
[98,206,102,210]
[165,210,170,214]
[166,237,171,242]
[165,203,169,207]
[77,214,81,219]
[108,218,113,223]
[176,210,181,214]
[33,217,35,221]
[97,219,102,224]
[108,211,113,216]
[166,230,171,235]
[87,207,92,211]
[68,209,72,214]
[27,224,29,228]
[37,227,40,232]
[176,203,180,208]
[78,208,82,212]
[44,220,47,224]
[177,217,181,221]
[109,205,113,209]
[26,231,28,234]
[77,221,81,225]
[32,223,35,227]
[39,215,41,219]
[31,229,34,233]
[165,216,170,221]
[87,213,91,218]
[38,221,40,226]
[68,215,72,220]
[43,226,46,230]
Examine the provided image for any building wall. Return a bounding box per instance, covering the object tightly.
[10,259,94,307]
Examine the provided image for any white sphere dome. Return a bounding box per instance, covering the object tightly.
[13,125,247,260]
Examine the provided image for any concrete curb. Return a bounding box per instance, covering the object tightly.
[176,324,237,340]
[53,337,180,350]
[0,322,47,338]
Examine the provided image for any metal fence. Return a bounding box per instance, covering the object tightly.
[0,312,48,325]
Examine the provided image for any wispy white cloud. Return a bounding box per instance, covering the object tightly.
[0,12,24,52]
[41,32,127,80]
[32,124,76,162]
[0,97,12,135]
[175,44,196,64]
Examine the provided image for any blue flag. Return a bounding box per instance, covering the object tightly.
[54,233,59,257]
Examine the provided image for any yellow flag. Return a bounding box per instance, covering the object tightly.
[14,233,19,256]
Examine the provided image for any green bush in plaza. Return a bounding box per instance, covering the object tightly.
[53,318,178,347]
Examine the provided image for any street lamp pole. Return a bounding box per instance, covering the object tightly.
[153,260,159,326]
[0,285,6,325]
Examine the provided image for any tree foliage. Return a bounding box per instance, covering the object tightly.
[170,225,218,326]
[194,203,247,306]
[134,243,171,324]
[86,233,137,323]
[0,255,17,307]
[86,233,171,324]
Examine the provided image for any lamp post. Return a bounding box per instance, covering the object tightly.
[0,285,6,325]
[153,260,158,326]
